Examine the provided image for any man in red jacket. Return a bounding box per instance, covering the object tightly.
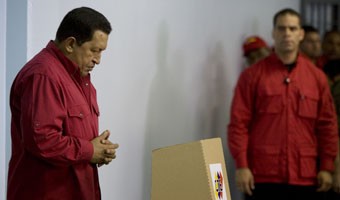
[228,8,338,200]
[8,7,119,200]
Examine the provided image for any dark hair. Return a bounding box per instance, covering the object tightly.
[273,8,301,27]
[55,7,112,45]
[302,25,319,34]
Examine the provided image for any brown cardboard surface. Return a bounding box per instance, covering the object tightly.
[202,138,231,200]
[151,138,231,200]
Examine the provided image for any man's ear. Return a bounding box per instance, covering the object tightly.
[64,37,77,53]
[299,28,305,42]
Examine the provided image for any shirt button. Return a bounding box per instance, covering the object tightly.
[85,83,89,86]
[285,78,290,84]
[79,113,83,118]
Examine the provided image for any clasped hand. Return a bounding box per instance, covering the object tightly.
[90,130,119,166]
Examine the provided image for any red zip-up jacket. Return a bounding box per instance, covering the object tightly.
[228,53,338,185]
[8,41,101,199]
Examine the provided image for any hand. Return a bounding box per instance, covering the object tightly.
[98,134,119,167]
[236,168,255,196]
[317,170,332,192]
[90,130,119,166]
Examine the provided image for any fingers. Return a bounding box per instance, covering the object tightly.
[317,182,332,192]
[250,177,255,190]
[97,157,114,168]
[101,130,109,136]
[102,155,116,165]
[99,138,119,166]
[99,147,118,166]
[236,180,252,195]
[101,140,119,149]
[101,140,118,159]
[244,183,253,196]
[244,175,254,195]
[235,168,254,195]
[100,134,119,149]
[91,130,119,166]
[317,178,332,192]
[236,179,254,195]
[316,171,332,192]
[97,154,115,167]
[248,176,255,195]
[104,157,113,163]
[101,141,119,156]
[236,182,253,196]
[104,149,117,158]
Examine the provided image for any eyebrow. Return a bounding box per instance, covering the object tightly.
[276,25,300,29]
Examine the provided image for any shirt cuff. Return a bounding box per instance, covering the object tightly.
[235,152,248,168]
[79,139,94,162]
[320,156,336,172]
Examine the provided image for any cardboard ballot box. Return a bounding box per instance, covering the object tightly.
[151,138,231,200]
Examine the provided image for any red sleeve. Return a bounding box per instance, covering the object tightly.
[20,74,93,166]
[227,69,255,168]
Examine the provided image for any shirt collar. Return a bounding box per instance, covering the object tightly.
[45,40,80,77]
[269,52,303,67]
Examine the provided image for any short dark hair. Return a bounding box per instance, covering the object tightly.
[302,25,319,34]
[273,8,301,27]
[55,7,112,45]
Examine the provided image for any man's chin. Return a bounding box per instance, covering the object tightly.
[80,71,90,77]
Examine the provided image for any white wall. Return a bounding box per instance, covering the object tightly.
[4,2,28,200]
[4,0,300,200]
[0,0,6,199]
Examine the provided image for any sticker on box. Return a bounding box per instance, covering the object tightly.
[209,163,227,200]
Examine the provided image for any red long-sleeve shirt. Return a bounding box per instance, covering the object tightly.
[8,41,101,200]
[228,53,338,185]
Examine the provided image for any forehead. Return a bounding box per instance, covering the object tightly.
[275,14,300,27]
[305,32,320,39]
[83,30,109,49]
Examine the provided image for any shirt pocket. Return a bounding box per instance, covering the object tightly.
[251,146,280,176]
[68,104,91,119]
[66,104,91,137]
[298,90,319,119]
[299,147,317,178]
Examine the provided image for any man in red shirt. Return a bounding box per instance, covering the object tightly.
[7,7,119,200]
[228,8,338,200]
